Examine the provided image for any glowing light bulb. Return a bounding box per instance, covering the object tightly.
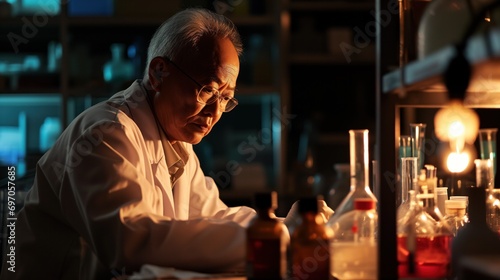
[447,151,470,173]
[434,100,479,145]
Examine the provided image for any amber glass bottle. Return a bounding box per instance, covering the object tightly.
[290,196,333,280]
[246,191,288,280]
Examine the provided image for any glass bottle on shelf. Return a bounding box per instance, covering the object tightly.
[397,157,418,223]
[327,129,377,225]
[326,163,350,212]
[290,196,332,280]
[246,191,288,280]
[103,43,135,90]
[330,198,378,280]
[451,159,500,278]
[442,199,468,236]
[397,190,452,279]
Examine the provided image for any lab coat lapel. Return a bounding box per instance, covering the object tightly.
[123,81,176,218]
[173,164,190,220]
[154,154,176,217]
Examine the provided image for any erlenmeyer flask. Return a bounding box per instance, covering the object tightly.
[397,190,452,279]
[327,129,377,225]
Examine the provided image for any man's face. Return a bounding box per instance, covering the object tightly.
[152,36,240,144]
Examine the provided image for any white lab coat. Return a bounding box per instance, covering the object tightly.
[1,81,256,280]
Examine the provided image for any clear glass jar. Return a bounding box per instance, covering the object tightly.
[327,130,377,225]
[330,198,377,279]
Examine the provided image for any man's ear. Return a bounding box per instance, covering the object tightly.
[148,56,169,91]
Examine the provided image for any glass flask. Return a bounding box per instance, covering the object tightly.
[326,163,350,212]
[330,198,377,280]
[397,157,418,223]
[397,190,452,279]
[290,197,332,280]
[410,123,427,171]
[246,191,288,280]
[442,199,468,236]
[327,129,377,225]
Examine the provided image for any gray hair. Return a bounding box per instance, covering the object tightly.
[144,8,243,78]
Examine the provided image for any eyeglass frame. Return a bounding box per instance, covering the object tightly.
[162,57,238,112]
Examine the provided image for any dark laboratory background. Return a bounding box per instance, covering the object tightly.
[0,0,377,214]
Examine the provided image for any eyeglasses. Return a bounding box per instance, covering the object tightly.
[163,57,238,112]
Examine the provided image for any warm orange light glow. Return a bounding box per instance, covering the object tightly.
[434,100,479,145]
[447,151,470,173]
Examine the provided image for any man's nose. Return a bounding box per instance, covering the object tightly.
[203,98,223,115]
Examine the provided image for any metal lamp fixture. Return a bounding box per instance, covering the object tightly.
[436,1,500,172]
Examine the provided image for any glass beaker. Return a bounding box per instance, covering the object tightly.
[475,159,494,190]
[327,129,377,224]
[479,128,497,180]
[410,123,427,171]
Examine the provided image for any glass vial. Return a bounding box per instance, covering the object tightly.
[290,197,332,280]
[436,187,449,217]
[328,130,377,224]
[246,191,288,280]
[397,157,418,223]
[330,198,377,280]
[479,128,498,182]
[397,135,413,207]
[410,123,427,171]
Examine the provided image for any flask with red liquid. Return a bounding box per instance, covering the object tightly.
[397,190,452,278]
